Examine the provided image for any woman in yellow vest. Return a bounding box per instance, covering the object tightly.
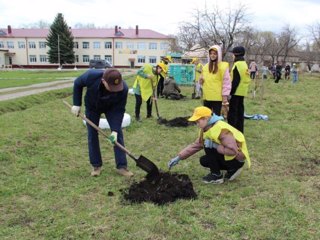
[199,45,231,116]
[157,56,172,97]
[133,63,164,121]
[228,46,251,133]
[168,106,250,184]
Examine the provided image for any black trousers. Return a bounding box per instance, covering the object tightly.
[157,75,164,97]
[228,95,244,133]
[135,94,152,118]
[200,148,244,174]
[203,100,222,116]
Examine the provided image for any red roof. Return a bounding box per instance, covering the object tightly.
[0,28,170,39]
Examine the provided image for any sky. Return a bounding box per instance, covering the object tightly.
[1,0,320,36]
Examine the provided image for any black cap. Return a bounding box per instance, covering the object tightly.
[230,46,245,56]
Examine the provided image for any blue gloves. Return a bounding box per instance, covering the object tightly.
[107,131,118,144]
[168,156,180,170]
[204,139,218,149]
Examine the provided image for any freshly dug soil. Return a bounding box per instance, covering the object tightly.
[158,116,195,127]
[123,172,197,205]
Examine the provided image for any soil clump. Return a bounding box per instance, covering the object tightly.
[123,171,197,205]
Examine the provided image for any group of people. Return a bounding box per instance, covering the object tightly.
[70,46,252,185]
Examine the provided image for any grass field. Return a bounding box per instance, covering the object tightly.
[0,72,319,239]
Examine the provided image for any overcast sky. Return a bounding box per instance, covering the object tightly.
[1,0,319,36]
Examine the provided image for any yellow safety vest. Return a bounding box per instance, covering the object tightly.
[133,64,158,101]
[201,121,251,168]
[231,61,251,96]
[202,61,229,101]
[195,63,203,82]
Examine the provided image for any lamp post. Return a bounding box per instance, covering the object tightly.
[74,37,77,70]
[57,34,61,70]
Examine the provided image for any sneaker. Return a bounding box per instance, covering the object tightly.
[202,172,224,184]
[225,167,243,181]
[135,116,141,122]
[116,168,134,177]
[91,167,102,177]
[146,115,153,118]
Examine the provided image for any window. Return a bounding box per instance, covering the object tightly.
[149,56,157,64]
[75,55,79,62]
[137,42,146,50]
[82,42,89,49]
[115,42,122,49]
[18,41,25,49]
[149,43,157,50]
[93,42,100,49]
[160,42,168,50]
[39,55,48,62]
[7,41,14,48]
[93,55,101,60]
[29,55,37,62]
[105,42,112,49]
[0,41,4,48]
[74,42,79,49]
[28,41,36,49]
[137,55,146,63]
[104,55,112,64]
[126,42,134,50]
[39,42,46,49]
[83,55,90,62]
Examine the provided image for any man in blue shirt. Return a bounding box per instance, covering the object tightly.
[71,68,133,177]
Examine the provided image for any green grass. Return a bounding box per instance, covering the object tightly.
[0,72,319,239]
[0,70,87,89]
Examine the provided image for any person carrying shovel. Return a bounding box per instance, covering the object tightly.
[133,63,164,121]
[168,106,251,184]
[71,68,133,177]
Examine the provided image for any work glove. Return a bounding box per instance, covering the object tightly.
[71,106,81,117]
[168,156,180,170]
[107,131,118,144]
[204,139,219,149]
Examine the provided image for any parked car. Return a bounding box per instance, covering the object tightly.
[89,60,112,69]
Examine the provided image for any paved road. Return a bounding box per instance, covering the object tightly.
[0,69,136,101]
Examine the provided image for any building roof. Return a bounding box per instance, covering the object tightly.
[0,27,170,39]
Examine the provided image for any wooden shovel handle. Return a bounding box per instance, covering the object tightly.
[62,100,134,157]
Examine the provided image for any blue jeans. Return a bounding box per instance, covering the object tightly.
[85,109,127,169]
[292,72,298,83]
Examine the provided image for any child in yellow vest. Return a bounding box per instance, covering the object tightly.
[168,106,250,184]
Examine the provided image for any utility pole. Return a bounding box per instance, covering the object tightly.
[74,37,77,70]
[57,34,61,70]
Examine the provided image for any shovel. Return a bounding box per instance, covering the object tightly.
[152,87,162,121]
[63,100,160,179]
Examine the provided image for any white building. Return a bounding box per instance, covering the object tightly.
[0,25,172,69]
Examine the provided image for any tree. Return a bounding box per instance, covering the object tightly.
[46,13,74,66]
[308,22,320,51]
[178,4,250,59]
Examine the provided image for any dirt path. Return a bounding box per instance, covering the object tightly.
[0,69,136,101]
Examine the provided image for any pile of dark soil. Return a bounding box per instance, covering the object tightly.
[123,172,197,205]
[158,116,195,127]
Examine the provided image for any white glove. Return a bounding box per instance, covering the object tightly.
[204,139,218,149]
[71,106,81,116]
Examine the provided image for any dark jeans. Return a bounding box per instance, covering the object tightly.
[157,75,164,97]
[203,100,222,116]
[228,95,244,133]
[135,94,152,118]
[200,148,244,174]
[85,109,127,169]
[250,71,256,80]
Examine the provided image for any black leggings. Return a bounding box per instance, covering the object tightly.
[203,100,222,116]
[199,148,244,174]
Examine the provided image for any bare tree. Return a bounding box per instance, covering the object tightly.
[21,20,50,29]
[278,25,300,63]
[308,22,320,50]
[177,24,199,51]
[178,4,250,59]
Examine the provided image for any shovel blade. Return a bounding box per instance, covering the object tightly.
[136,155,160,178]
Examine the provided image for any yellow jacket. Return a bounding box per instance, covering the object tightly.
[231,61,251,96]
[133,64,158,101]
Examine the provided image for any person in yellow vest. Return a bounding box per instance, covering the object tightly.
[228,46,251,133]
[199,45,231,117]
[191,57,203,99]
[133,63,164,121]
[157,56,172,97]
[168,106,250,184]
